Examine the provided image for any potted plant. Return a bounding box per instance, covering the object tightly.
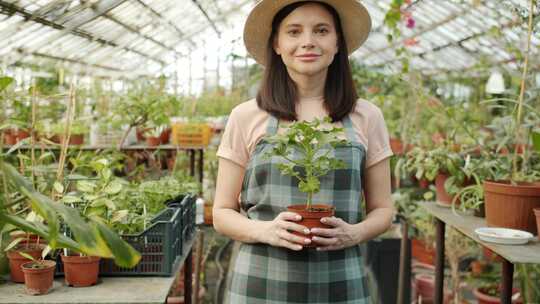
[4,237,45,283]
[401,146,466,206]
[482,1,540,235]
[19,250,56,295]
[264,118,348,247]
[60,251,100,287]
[145,125,164,147]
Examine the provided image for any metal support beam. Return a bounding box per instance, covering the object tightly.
[179,0,252,43]
[371,15,528,69]
[16,48,124,72]
[134,0,196,48]
[362,2,480,59]
[103,12,179,55]
[191,0,221,37]
[0,0,164,66]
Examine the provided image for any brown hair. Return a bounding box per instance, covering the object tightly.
[256,1,358,122]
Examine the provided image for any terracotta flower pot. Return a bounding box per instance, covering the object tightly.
[3,131,17,145]
[411,238,435,265]
[10,233,47,246]
[484,180,540,235]
[69,134,84,145]
[287,204,335,248]
[21,260,56,295]
[61,255,100,287]
[390,138,404,155]
[473,287,522,304]
[419,178,430,189]
[146,136,161,147]
[203,202,213,225]
[7,245,44,283]
[160,128,171,144]
[435,173,455,206]
[15,129,30,142]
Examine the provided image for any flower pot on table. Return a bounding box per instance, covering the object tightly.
[21,260,56,295]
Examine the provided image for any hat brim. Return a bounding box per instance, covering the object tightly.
[243,0,372,66]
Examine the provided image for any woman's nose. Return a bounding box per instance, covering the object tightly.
[300,33,315,49]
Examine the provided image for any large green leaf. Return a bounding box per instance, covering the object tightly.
[95,221,141,268]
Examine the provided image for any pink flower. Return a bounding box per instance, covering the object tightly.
[406,17,416,29]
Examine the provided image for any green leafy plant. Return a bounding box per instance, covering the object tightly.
[0,160,141,268]
[264,118,349,210]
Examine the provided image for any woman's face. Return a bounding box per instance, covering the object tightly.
[274,3,339,78]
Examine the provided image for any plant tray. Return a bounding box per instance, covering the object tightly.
[56,195,197,276]
[171,123,212,147]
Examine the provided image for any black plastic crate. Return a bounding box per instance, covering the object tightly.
[56,207,185,276]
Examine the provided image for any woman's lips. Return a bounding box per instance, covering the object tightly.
[296,54,321,62]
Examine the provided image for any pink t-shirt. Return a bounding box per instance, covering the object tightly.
[217,96,393,169]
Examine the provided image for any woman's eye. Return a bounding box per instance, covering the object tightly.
[288,30,300,35]
[316,28,329,34]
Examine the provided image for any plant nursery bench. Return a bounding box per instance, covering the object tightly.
[420,202,540,304]
[0,235,196,304]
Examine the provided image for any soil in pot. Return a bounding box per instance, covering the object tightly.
[484,180,540,234]
[61,255,100,287]
[21,260,56,295]
[287,204,335,248]
[7,244,44,283]
[473,286,522,304]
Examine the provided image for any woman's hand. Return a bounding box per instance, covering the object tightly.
[310,216,364,251]
[258,212,312,251]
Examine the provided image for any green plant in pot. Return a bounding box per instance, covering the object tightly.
[17,246,56,295]
[400,146,466,205]
[0,160,141,280]
[482,0,540,235]
[264,118,348,247]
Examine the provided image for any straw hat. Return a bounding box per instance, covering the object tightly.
[243,0,372,65]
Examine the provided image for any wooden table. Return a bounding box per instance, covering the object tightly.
[0,232,197,304]
[2,144,206,185]
[420,202,540,304]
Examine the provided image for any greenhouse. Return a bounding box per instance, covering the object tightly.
[0,0,539,303]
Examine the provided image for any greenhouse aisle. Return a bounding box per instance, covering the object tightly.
[1,0,540,304]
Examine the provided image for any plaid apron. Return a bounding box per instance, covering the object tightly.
[225,114,370,304]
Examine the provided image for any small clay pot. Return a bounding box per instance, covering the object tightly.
[286,204,335,248]
[21,260,56,295]
[61,255,100,287]
[7,245,44,283]
[146,136,161,147]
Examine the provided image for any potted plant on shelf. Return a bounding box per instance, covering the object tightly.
[4,236,45,283]
[19,249,56,295]
[482,0,540,235]
[145,125,164,147]
[400,146,467,206]
[264,118,348,247]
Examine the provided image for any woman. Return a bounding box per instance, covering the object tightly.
[213,1,394,303]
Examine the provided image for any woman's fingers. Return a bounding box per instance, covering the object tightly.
[311,235,338,246]
[278,229,311,246]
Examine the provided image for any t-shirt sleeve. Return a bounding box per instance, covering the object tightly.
[217,107,250,168]
[366,106,393,168]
